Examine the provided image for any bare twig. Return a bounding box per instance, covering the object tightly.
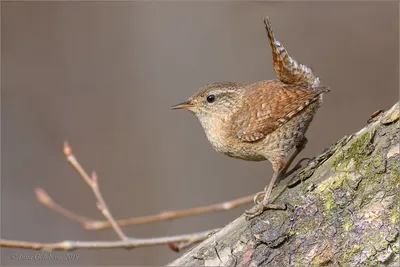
[63,141,127,240]
[0,141,244,253]
[35,188,254,230]
[0,228,219,251]
[0,141,222,252]
[168,229,219,252]
[35,188,95,225]
[167,241,199,253]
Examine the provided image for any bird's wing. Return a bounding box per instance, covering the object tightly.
[232,80,328,142]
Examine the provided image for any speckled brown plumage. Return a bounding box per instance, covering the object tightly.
[264,18,320,87]
[234,80,328,143]
[171,17,329,218]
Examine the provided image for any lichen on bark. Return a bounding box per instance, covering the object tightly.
[169,102,400,267]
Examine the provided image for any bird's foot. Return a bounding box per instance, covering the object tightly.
[245,202,286,219]
[245,193,286,219]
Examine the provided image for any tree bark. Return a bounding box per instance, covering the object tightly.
[169,102,400,267]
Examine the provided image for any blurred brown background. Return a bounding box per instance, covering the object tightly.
[1,1,398,266]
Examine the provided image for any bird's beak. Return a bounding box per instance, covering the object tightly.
[170,100,194,110]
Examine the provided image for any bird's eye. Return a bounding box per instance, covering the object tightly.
[206,95,215,103]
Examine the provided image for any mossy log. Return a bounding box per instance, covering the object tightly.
[169,102,400,267]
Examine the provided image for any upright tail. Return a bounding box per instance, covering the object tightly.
[264,17,321,88]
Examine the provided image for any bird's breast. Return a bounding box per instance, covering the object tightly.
[200,117,230,153]
[198,116,267,161]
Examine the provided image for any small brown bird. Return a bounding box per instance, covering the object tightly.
[171,17,329,218]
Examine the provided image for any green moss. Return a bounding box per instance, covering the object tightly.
[393,167,400,180]
[357,193,372,210]
[363,163,386,188]
[352,245,361,253]
[340,244,361,265]
[372,154,386,174]
[295,258,304,266]
[390,199,399,224]
[311,256,330,266]
[363,232,390,254]
[311,249,334,266]
[388,167,400,225]
[323,190,336,210]
[314,174,348,195]
[388,167,400,191]
[289,118,399,266]
[332,131,373,172]
[311,176,345,214]
[315,182,330,194]
[343,215,355,231]
[391,240,400,254]
[330,175,348,190]
[382,108,399,125]
[295,217,318,237]
[292,197,303,208]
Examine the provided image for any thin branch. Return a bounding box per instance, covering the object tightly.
[1,141,221,253]
[168,241,197,253]
[63,141,127,240]
[0,228,219,251]
[167,229,219,253]
[35,188,95,225]
[35,188,254,230]
[1,141,253,253]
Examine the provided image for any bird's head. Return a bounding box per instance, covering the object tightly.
[171,82,244,121]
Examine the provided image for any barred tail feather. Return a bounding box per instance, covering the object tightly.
[264,17,321,88]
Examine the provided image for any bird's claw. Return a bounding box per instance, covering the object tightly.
[245,201,287,219]
[253,191,266,204]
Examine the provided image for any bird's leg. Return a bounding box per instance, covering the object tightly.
[258,137,309,195]
[276,137,309,184]
[245,159,287,218]
[244,138,309,219]
[245,170,286,218]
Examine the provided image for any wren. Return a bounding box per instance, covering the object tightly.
[171,17,329,218]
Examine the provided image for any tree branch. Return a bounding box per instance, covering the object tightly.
[1,141,222,251]
[2,102,398,266]
[62,141,127,240]
[0,229,218,251]
[168,102,400,266]
[34,187,254,230]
